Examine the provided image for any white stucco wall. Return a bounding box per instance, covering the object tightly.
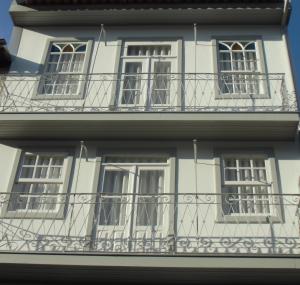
[2,25,296,112]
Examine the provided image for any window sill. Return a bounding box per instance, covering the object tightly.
[3,210,65,220]
[31,95,84,101]
[216,215,282,224]
[215,94,270,100]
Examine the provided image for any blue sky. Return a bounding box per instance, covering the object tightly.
[0,0,299,91]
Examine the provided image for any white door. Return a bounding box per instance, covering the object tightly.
[119,43,177,110]
[93,158,171,253]
[131,166,170,252]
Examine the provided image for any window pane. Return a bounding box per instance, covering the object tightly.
[49,167,62,179]
[240,186,255,214]
[100,171,127,225]
[136,196,159,226]
[225,169,238,181]
[151,62,171,105]
[122,63,142,104]
[138,170,164,195]
[102,171,129,194]
[29,184,59,210]
[136,170,164,226]
[255,186,270,214]
[23,155,36,165]
[8,184,31,211]
[222,187,240,215]
[20,166,35,178]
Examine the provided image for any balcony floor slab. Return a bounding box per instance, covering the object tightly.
[0,112,298,140]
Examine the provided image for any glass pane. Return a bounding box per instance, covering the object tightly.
[225,169,238,181]
[254,169,267,182]
[136,196,158,226]
[44,184,60,210]
[35,167,48,179]
[50,44,61,53]
[20,166,34,178]
[255,186,270,214]
[71,53,85,72]
[219,43,230,51]
[138,170,164,195]
[23,155,37,166]
[38,156,50,166]
[240,186,255,214]
[232,52,244,71]
[151,62,171,105]
[225,158,236,167]
[58,53,72,72]
[222,187,240,215]
[220,74,234,94]
[8,184,31,211]
[29,184,59,211]
[52,157,64,166]
[253,159,265,168]
[49,167,62,179]
[102,171,129,194]
[29,184,46,210]
[122,62,142,104]
[245,51,257,71]
[99,197,122,225]
[136,170,164,226]
[219,52,231,71]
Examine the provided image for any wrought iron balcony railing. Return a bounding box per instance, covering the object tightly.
[0,73,297,113]
[0,192,300,255]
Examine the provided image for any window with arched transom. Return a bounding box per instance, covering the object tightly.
[217,41,261,95]
[39,41,91,97]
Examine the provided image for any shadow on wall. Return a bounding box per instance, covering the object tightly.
[8,56,43,74]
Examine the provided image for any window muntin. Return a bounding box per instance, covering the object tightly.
[221,155,272,216]
[41,42,88,97]
[218,41,260,95]
[8,152,68,212]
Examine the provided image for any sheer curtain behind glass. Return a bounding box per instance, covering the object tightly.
[136,170,164,226]
[99,170,129,226]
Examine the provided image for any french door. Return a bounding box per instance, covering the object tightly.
[93,160,171,253]
[119,43,177,110]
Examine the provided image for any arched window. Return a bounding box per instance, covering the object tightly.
[41,42,88,96]
[218,41,259,95]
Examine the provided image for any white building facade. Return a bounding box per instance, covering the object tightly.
[0,0,299,283]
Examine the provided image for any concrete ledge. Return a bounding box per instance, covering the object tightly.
[0,112,298,140]
[1,253,300,284]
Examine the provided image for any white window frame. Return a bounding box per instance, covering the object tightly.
[86,150,176,252]
[3,151,73,219]
[115,39,181,110]
[212,36,269,99]
[214,149,282,223]
[33,38,93,100]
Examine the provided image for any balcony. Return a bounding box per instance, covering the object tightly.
[0,192,300,256]
[0,73,298,140]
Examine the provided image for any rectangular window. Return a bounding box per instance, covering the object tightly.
[221,155,273,216]
[39,41,91,97]
[217,41,261,96]
[118,41,177,109]
[93,154,172,250]
[7,152,72,214]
